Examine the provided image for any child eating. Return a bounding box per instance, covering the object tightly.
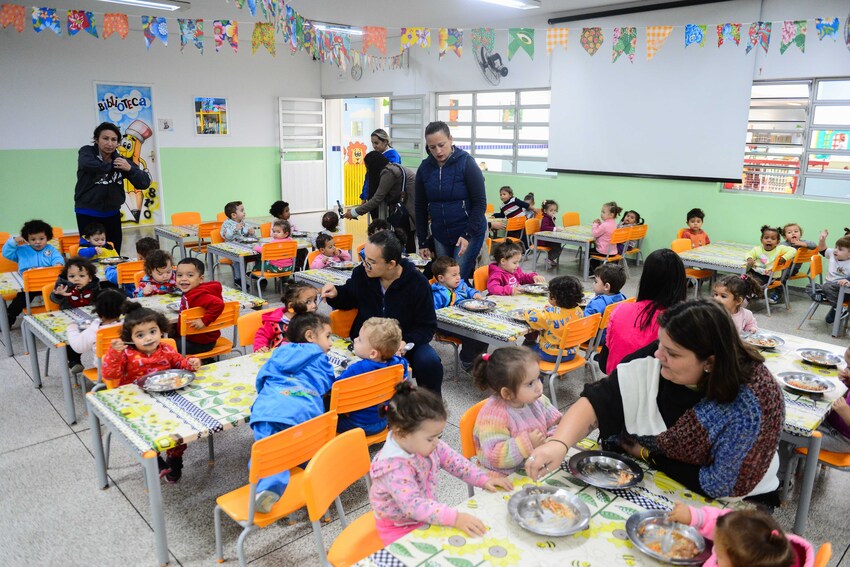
[135,250,178,297]
[253,281,318,352]
[486,241,545,296]
[254,219,295,274]
[76,222,120,261]
[681,208,710,248]
[175,258,224,356]
[220,200,255,241]
[524,275,585,362]
[50,257,103,374]
[584,264,627,317]
[66,289,126,370]
[310,233,352,269]
[431,256,488,370]
[713,274,762,333]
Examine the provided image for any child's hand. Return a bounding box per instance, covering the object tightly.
[746,257,755,268]
[668,502,692,525]
[473,293,484,300]
[533,275,546,284]
[592,219,601,225]
[187,357,201,371]
[236,222,244,230]
[14,236,26,246]
[110,339,126,352]
[511,287,521,296]
[395,341,408,356]
[529,430,546,448]
[54,284,73,297]
[838,367,850,386]
[483,476,514,493]
[820,229,829,241]
[840,280,850,287]
[143,283,156,296]
[832,396,850,421]
[95,247,103,254]
[453,512,488,537]
[247,228,255,236]
[256,346,270,353]
[188,319,206,330]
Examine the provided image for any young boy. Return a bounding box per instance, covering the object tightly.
[2,219,65,326]
[175,258,224,356]
[76,222,120,261]
[815,229,850,324]
[681,208,710,248]
[220,200,255,241]
[310,233,352,269]
[249,312,336,513]
[135,250,179,297]
[524,275,585,363]
[335,317,410,434]
[584,264,627,343]
[104,236,160,294]
[431,256,489,371]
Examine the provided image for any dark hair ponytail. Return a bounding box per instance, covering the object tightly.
[380,382,447,435]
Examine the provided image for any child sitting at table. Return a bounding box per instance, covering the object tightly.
[487,241,545,296]
[135,250,178,297]
[103,302,201,482]
[472,346,561,475]
[66,289,125,365]
[584,264,628,318]
[269,200,297,231]
[431,256,488,371]
[617,209,644,254]
[668,502,813,567]
[746,225,796,305]
[538,199,562,269]
[680,207,710,249]
[524,275,585,363]
[175,258,224,356]
[50,257,103,374]
[104,236,159,293]
[713,274,762,333]
[310,233,352,269]
[220,200,255,241]
[253,219,295,275]
[491,186,530,247]
[76,222,120,261]
[590,201,622,269]
[369,382,514,544]
[253,281,319,352]
[335,317,410,434]
[250,312,336,513]
[812,228,850,324]
[523,192,538,219]
[320,211,340,237]
[360,219,391,261]
[819,345,850,453]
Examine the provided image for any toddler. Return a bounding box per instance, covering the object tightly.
[820,345,850,453]
[681,208,710,248]
[746,225,795,305]
[813,228,850,324]
[320,211,340,236]
[369,382,514,544]
[335,317,410,435]
[492,186,530,246]
[713,274,763,333]
[486,242,545,296]
[538,199,563,269]
[590,201,623,268]
[782,223,816,250]
[524,275,585,363]
[310,233,352,269]
[249,313,336,513]
[253,281,318,352]
[175,258,224,356]
[135,250,178,297]
[102,303,200,482]
[105,236,160,292]
[2,219,65,326]
[523,192,538,219]
[66,289,125,364]
[360,219,392,261]
[269,200,297,231]
[76,222,119,261]
[430,256,488,370]
[254,219,295,274]
[669,502,813,567]
[50,257,103,374]
[584,264,628,343]
[220,200,255,241]
[618,209,644,254]
[472,346,561,475]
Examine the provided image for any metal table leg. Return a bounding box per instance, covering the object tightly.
[23,320,42,388]
[0,297,13,357]
[56,344,77,424]
[88,398,109,489]
[238,257,248,293]
[832,286,847,337]
[143,451,170,566]
[793,430,822,535]
[582,243,591,279]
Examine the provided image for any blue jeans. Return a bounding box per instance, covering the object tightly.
[534,343,576,364]
[433,226,486,281]
[405,342,444,396]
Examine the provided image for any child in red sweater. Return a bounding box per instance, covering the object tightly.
[175,258,225,356]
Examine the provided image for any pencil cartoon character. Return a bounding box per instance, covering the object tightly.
[119,119,152,223]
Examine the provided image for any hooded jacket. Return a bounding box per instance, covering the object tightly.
[431,279,479,309]
[178,280,224,345]
[253,307,289,351]
[74,145,151,214]
[485,262,538,296]
[50,276,102,309]
[76,237,119,260]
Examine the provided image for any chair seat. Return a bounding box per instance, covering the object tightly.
[365,429,388,447]
[539,355,586,376]
[685,268,713,279]
[82,368,98,383]
[250,269,293,279]
[786,273,810,282]
[198,337,234,359]
[533,245,553,252]
[766,280,783,290]
[435,334,463,346]
[215,467,306,528]
[795,447,850,468]
[326,511,384,567]
[624,247,641,256]
[590,253,623,262]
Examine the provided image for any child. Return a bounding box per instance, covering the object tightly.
[537,199,562,269]
[359,219,392,261]
[135,250,178,297]
[369,382,514,544]
[2,219,65,327]
[321,211,340,235]
[746,225,795,305]
[681,208,710,248]
[812,228,850,324]
[713,274,762,333]
[310,233,352,269]
[472,346,561,475]
[584,264,628,331]
[590,201,623,268]
[618,209,644,254]
[820,345,850,453]
[249,312,336,513]
[430,256,489,370]
[524,275,585,363]
[335,317,410,434]
[254,219,295,274]
[76,222,120,261]
[102,303,201,482]
[486,241,545,296]
[220,200,255,241]
[105,236,160,292]
[669,502,813,567]
[782,223,816,250]
[175,258,224,356]
[491,186,530,246]
[253,281,318,352]
[66,289,125,364]
[269,200,296,231]
[50,257,102,374]
[523,192,538,219]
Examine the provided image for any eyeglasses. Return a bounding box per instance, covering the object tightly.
[363,258,373,270]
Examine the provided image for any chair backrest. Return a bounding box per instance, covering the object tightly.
[133,270,145,288]
[116,260,145,285]
[68,244,80,257]
[629,224,649,242]
[505,215,526,232]
[534,210,543,220]
[485,203,495,213]
[608,227,632,246]
[557,313,602,351]
[600,297,635,331]
[95,324,124,358]
[52,226,64,239]
[216,212,228,222]
[0,231,9,245]
[562,212,580,227]
[810,253,823,281]
[306,249,322,269]
[260,241,298,265]
[767,255,793,282]
[671,238,691,254]
[303,428,371,523]
[473,265,489,292]
[249,411,338,485]
[525,217,541,236]
[356,243,365,257]
[485,237,492,254]
[171,211,201,225]
[40,283,60,311]
[259,222,272,238]
[210,229,225,245]
[330,308,358,338]
[0,254,18,273]
[59,234,81,257]
[179,301,241,336]
[813,542,832,567]
[22,266,63,293]
[459,399,488,460]
[329,365,404,415]
[792,246,817,265]
[197,221,223,240]
[333,233,354,254]
[237,308,276,348]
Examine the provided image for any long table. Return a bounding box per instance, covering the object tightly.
[207,236,314,293]
[0,271,22,356]
[676,240,751,275]
[154,220,265,260]
[531,225,596,279]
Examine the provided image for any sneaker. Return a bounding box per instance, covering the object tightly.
[68,363,84,375]
[460,360,474,373]
[826,308,837,324]
[545,259,554,270]
[841,308,849,321]
[768,292,781,305]
[157,456,169,474]
[234,279,243,288]
[255,490,280,514]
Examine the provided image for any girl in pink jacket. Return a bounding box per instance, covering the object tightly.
[253,281,319,352]
[486,242,545,296]
[590,201,623,265]
[369,383,514,545]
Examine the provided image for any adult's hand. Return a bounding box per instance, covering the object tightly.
[342,209,355,220]
[490,220,506,231]
[320,283,338,299]
[525,441,568,480]
[113,157,132,172]
[418,248,431,260]
[456,236,469,256]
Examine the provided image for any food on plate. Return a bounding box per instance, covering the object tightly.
[747,336,778,348]
[539,497,576,519]
[617,470,636,486]
[639,526,700,560]
[787,379,827,392]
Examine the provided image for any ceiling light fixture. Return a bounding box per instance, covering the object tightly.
[479,0,541,10]
[313,22,364,36]
[95,0,190,11]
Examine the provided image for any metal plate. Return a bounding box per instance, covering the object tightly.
[456,299,497,313]
[568,450,643,489]
[329,261,357,269]
[517,284,549,295]
[508,484,591,537]
[507,308,528,322]
[291,231,309,238]
[99,256,129,265]
[798,348,843,367]
[236,236,259,244]
[166,301,181,312]
[626,510,711,565]
[778,372,836,394]
[741,332,785,349]
[135,369,195,392]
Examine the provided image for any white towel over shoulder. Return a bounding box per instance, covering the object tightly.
[617,357,667,436]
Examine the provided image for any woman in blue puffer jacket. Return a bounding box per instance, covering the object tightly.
[415,122,487,280]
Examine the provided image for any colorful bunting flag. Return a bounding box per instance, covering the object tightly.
[746,21,771,54]
[716,23,741,46]
[581,27,603,56]
[363,26,386,55]
[214,20,237,53]
[0,4,26,33]
[471,28,494,52]
[32,7,60,34]
[400,27,430,52]
[234,0,256,17]
[612,26,636,63]
[645,25,672,60]
[439,28,462,59]
[178,18,203,54]
[546,27,568,53]
[846,16,850,53]
[302,20,316,57]
[780,20,806,54]
[142,16,167,48]
[815,17,839,41]
[286,5,297,52]
[508,28,534,60]
[684,24,707,47]
[103,13,128,39]
[251,22,274,56]
[67,10,97,37]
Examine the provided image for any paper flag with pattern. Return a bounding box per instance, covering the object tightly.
[178,19,203,54]
[32,7,60,34]
[251,22,274,56]
[815,17,839,41]
[332,33,350,70]
[439,28,462,60]
[471,28,494,53]
[259,0,278,23]
[580,27,603,55]
[234,0,255,17]
[400,27,430,52]
[846,16,850,52]
[0,4,25,32]
[716,23,741,46]
[746,21,771,54]
[214,20,237,53]
[780,20,806,54]
[292,14,303,53]
[68,10,97,37]
[612,26,636,63]
[363,26,386,54]
[302,20,316,57]
[103,13,128,39]
[508,28,534,60]
[546,27,568,53]
[684,24,706,47]
[142,16,167,48]
[645,25,672,60]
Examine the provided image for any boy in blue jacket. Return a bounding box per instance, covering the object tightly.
[249,312,335,514]
[2,219,65,327]
[75,222,120,261]
[583,264,628,343]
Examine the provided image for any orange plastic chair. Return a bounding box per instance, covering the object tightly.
[329,308,358,339]
[761,255,793,317]
[485,237,492,255]
[133,270,145,289]
[0,231,9,244]
[485,203,495,214]
[257,222,271,239]
[562,212,580,227]
[237,307,276,354]
[217,212,228,222]
[676,228,688,239]
[491,215,526,247]
[59,234,81,258]
[525,217,553,267]
[333,234,354,256]
[179,301,241,359]
[82,323,124,391]
[40,282,60,312]
[589,227,631,276]
[209,229,238,282]
[68,244,80,257]
[171,211,201,225]
[782,247,817,296]
[115,260,144,286]
[473,265,489,292]
[355,243,365,258]
[214,411,339,566]
[585,298,636,364]
[459,399,488,496]
[0,254,16,273]
[540,313,602,406]
[329,365,404,446]
[303,428,384,567]
[250,241,297,300]
[672,238,714,298]
[187,221,223,259]
[52,226,64,239]
[305,249,323,271]
[813,542,832,567]
[624,225,649,265]
[22,266,63,315]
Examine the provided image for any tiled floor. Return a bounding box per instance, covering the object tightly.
[2,222,848,566]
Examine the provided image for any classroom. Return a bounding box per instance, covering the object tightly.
[2,0,850,565]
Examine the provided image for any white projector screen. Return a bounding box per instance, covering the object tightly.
[547,0,760,182]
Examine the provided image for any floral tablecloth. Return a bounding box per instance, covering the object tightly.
[155,224,199,239]
[0,271,23,300]
[208,236,313,259]
[677,241,750,272]
[535,225,595,244]
[295,268,354,287]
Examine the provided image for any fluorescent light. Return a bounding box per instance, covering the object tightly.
[313,22,363,36]
[479,0,541,9]
[95,0,190,11]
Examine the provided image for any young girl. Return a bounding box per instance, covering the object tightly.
[746,225,796,304]
[253,281,319,352]
[618,209,644,254]
[135,250,178,297]
[713,274,762,333]
[782,223,816,250]
[590,201,622,268]
[523,192,538,219]
[472,346,562,475]
[669,502,814,567]
[369,382,514,544]
[320,211,340,235]
[254,219,295,274]
[486,242,545,296]
[102,303,201,482]
[310,233,352,269]
[538,199,562,269]
[524,275,585,362]
[66,289,125,364]
[51,257,103,373]
[492,186,530,246]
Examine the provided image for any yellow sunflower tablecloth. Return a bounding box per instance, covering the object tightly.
[535,225,595,244]
[296,268,353,288]
[0,271,23,300]
[678,241,751,271]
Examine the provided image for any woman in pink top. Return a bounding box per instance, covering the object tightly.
[590,201,623,262]
[602,248,687,374]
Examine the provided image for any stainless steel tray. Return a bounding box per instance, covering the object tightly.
[797,348,843,367]
[741,332,785,349]
[507,484,591,536]
[568,450,643,489]
[778,371,836,395]
[456,299,497,313]
[626,510,711,565]
[135,369,195,392]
